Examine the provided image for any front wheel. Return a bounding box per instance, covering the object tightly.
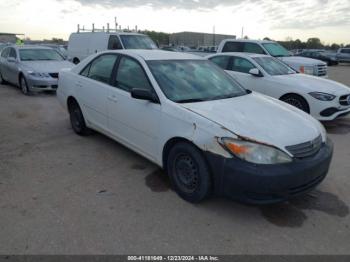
[20,75,30,95]
[281,94,310,114]
[166,142,212,203]
[68,101,91,136]
[0,71,6,85]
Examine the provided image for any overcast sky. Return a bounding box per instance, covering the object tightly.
[0,0,349,44]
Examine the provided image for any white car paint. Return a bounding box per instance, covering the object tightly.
[217,39,328,77]
[208,52,350,121]
[57,50,327,167]
[67,32,157,64]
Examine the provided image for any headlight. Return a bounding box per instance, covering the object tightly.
[28,72,50,78]
[309,92,336,101]
[218,138,292,165]
[299,66,314,75]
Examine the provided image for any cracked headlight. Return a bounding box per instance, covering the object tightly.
[219,138,292,165]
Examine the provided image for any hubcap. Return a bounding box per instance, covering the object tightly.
[71,108,82,131]
[174,154,199,194]
[21,78,27,94]
[284,98,304,111]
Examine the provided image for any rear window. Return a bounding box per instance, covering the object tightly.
[222,42,243,52]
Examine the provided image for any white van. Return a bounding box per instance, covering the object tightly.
[67,32,158,64]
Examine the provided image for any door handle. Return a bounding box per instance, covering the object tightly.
[108,95,118,103]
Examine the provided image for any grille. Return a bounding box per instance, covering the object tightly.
[49,73,59,78]
[339,94,350,106]
[286,135,322,158]
[316,64,327,76]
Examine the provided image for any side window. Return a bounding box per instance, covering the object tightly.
[243,43,265,54]
[209,56,231,70]
[108,35,123,50]
[81,54,118,84]
[9,48,17,59]
[1,47,10,58]
[80,64,91,77]
[115,56,152,92]
[230,57,256,74]
[222,42,243,52]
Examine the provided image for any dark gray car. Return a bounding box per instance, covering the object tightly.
[0,45,74,95]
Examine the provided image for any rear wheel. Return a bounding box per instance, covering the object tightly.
[166,142,212,203]
[68,100,91,136]
[19,75,30,95]
[281,94,310,114]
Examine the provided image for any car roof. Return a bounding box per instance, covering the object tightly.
[222,39,274,44]
[11,45,53,50]
[210,52,270,59]
[108,50,206,61]
[72,32,145,36]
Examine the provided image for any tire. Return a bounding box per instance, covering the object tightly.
[68,101,91,136]
[19,75,30,95]
[0,71,6,85]
[281,94,310,114]
[166,142,212,203]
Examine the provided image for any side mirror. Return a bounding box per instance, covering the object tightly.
[249,68,263,77]
[7,57,16,63]
[131,88,159,103]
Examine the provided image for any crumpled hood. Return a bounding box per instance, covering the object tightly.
[279,56,326,66]
[21,61,74,73]
[182,93,323,151]
[274,73,350,95]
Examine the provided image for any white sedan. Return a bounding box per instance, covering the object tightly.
[208,53,350,121]
[57,50,333,204]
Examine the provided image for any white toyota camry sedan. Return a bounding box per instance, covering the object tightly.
[57,50,333,204]
[208,53,350,121]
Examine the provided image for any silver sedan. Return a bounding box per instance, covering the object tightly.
[0,45,74,95]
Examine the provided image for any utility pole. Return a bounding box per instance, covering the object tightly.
[241,27,244,39]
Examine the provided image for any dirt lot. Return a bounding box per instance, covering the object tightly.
[0,65,350,255]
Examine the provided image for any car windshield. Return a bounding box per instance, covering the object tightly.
[253,57,296,76]
[262,43,291,57]
[19,49,64,61]
[120,35,158,50]
[147,60,247,103]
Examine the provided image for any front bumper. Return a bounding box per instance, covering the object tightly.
[26,77,58,91]
[205,139,333,204]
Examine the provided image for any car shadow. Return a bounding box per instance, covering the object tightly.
[323,117,350,134]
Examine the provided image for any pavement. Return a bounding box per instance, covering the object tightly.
[0,65,350,255]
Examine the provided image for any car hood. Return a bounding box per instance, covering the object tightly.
[279,56,326,66]
[21,61,74,73]
[274,73,350,96]
[181,93,323,152]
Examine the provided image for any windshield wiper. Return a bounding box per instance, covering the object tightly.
[176,98,206,103]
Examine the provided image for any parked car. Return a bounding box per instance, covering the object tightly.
[217,39,328,77]
[57,50,333,204]
[336,48,350,63]
[68,32,158,64]
[208,53,350,121]
[0,45,74,94]
[298,50,338,66]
